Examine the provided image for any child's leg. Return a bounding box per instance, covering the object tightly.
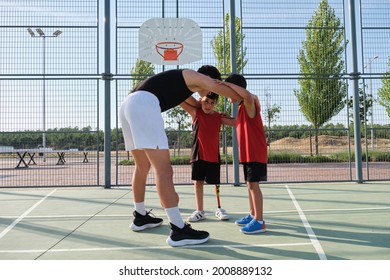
[247,181,263,221]
[194,180,205,211]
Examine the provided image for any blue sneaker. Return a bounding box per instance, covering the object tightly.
[235,214,253,226]
[240,219,266,234]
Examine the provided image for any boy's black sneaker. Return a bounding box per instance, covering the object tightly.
[130,210,163,231]
[166,223,210,247]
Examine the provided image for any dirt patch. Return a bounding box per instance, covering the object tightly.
[270,135,390,153]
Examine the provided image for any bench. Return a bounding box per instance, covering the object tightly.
[0,147,91,168]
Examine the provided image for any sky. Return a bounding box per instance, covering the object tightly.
[0,0,389,133]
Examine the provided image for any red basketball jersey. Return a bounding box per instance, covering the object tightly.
[236,101,268,163]
[191,108,222,163]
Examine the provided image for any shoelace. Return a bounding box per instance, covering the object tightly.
[184,222,194,230]
[247,220,257,228]
[145,209,157,218]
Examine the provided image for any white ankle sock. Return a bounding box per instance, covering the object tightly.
[134,202,146,215]
[165,207,185,228]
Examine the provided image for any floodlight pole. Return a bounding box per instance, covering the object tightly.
[348,0,363,183]
[42,36,46,154]
[27,28,62,162]
[364,55,379,149]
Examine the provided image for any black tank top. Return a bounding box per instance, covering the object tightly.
[133,69,194,112]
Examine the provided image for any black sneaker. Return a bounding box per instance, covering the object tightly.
[166,223,210,247]
[130,210,163,231]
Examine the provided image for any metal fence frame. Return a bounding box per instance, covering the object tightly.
[0,0,389,188]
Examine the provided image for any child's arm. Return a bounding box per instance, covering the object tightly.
[222,116,237,126]
[179,96,199,119]
[221,113,236,126]
[183,69,243,102]
[224,81,257,118]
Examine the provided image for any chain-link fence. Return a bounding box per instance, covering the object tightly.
[1,0,389,188]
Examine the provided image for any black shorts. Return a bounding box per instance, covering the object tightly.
[243,162,267,182]
[191,160,220,184]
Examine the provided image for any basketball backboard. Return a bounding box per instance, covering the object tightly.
[139,18,202,65]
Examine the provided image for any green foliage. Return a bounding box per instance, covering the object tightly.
[211,13,247,117]
[130,59,155,93]
[118,159,134,166]
[211,13,247,76]
[165,107,191,131]
[268,152,337,164]
[378,57,390,117]
[368,151,390,162]
[2,124,389,153]
[210,12,248,146]
[294,0,346,154]
[119,155,190,166]
[165,108,191,155]
[118,150,390,166]
[0,126,102,151]
[269,123,348,141]
[347,85,373,124]
[328,150,390,162]
[264,94,282,143]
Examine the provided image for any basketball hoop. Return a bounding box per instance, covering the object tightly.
[155,42,184,61]
[139,18,202,65]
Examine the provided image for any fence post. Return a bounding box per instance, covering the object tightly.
[230,0,240,186]
[103,0,112,189]
[348,0,363,183]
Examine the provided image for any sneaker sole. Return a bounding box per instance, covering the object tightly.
[217,216,230,221]
[235,222,249,227]
[130,221,163,232]
[240,228,266,234]
[187,217,206,222]
[166,236,210,247]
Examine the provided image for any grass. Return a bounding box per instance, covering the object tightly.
[118,151,390,166]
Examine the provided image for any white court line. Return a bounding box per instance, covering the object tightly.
[0,242,312,254]
[0,189,56,240]
[285,185,327,260]
[1,205,389,219]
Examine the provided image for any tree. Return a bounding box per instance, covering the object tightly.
[265,108,281,147]
[294,0,346,155]
[211,13,248,152]
[264,89,281,148]
[130,59,155,93]
[165,107,191,156]
[347,85,373,124]
[211,13,247,79]
[378,57,390,117]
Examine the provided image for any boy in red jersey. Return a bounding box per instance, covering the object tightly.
[181,92,235,222]
[224,73,268,234]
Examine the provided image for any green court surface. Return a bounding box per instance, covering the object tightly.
[0,182,389,260]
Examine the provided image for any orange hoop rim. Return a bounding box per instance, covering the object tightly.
[155,41,184,50]
[155,42,184,60]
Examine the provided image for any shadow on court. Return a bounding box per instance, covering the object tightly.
[0,182,389,260]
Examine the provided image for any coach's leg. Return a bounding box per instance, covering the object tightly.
[144,149,178,207]
[144,148,186,229]
[131,149,151,212]
[129,149,164,231]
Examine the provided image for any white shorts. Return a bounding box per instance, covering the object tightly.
[119,91,169,151]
